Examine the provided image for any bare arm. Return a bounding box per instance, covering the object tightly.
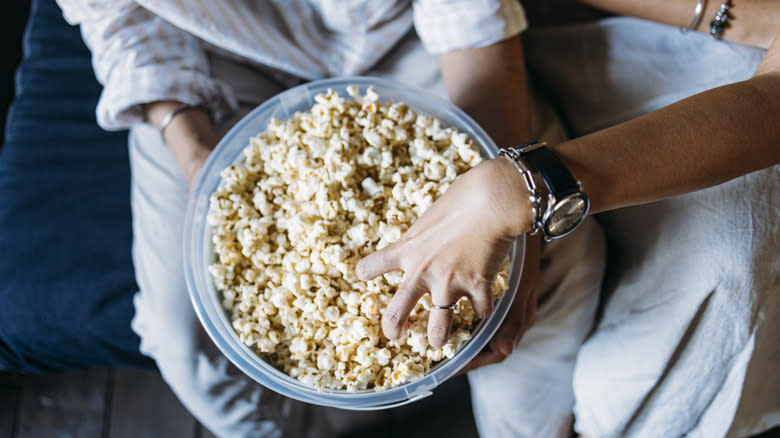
[58,0,227,189]
[578,0,779,48]
[438,34,530,146]
[440,35,541,362]
[553,36,780,217]
[144,101,219,189]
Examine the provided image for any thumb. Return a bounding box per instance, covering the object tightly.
[493,234,541,356]
[492,318,523,357]
[491,287,529,356]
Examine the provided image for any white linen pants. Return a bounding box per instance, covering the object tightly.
[128,30,606,437]
[469,17,780,438]
[521,17,779,438]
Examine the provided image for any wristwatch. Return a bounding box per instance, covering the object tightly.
[498,141,590,240]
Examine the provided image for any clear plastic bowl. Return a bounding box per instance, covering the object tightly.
[184,76,525,410]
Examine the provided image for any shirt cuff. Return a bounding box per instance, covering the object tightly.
[413,0,528,54]
[95,65,238,131]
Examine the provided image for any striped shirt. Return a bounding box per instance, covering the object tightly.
[55,0,528,130]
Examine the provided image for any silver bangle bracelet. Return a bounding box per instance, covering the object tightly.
[686,0,706,31]
[158,103,210,144]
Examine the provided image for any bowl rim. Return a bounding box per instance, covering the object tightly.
[183,75,525,410]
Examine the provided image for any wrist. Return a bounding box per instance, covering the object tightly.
[179,143,214,184]
[488,157,536,238]
[144,100,218,186]
[144,100,188,129]
[500,142,591,241]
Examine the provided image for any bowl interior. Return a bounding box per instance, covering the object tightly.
[184,76,526,410]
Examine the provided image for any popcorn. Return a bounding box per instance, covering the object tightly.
[208,86,509,391]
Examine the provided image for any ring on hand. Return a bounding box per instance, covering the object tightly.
[431,302,457,311]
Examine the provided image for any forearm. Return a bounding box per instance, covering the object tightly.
[554,39,780,214]
[58,1,235,131]
[577,0,779,48]
[439,34,531,146]
[144,101,218,186]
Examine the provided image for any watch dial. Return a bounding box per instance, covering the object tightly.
[547,195,588,237]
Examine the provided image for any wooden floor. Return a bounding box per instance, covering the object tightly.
[0,368,479,438]
[3,368,780,438]
[0,368,215,438]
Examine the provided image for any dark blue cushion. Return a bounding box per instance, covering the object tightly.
[0,0,153,371]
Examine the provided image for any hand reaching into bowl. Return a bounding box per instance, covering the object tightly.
[356,157,535,356]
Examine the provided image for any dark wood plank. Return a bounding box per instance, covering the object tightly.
[0,385,19,438]
[340,375,477,438]
[386,375,477,438]
[108,368,196,438]
[15,368,109,438]
[0,372,24,438]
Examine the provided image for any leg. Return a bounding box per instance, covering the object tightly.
[573,166,780,438]
[128,55,379,437]
[462,63,605,436]
[468,218,606,438]
[368,30,608,438]
[129,104,299,437]
[367,31,606,438]
[519,15,778,438]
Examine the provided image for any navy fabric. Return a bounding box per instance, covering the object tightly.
[0,0,153,371]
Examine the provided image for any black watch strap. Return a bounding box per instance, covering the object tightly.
[519,142,579,196]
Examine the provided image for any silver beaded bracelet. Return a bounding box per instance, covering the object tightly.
[158,103,210,144]
[709,0,731,39]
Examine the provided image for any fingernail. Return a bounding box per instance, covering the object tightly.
[355,260,367,280]
[498,337,514,356]
[430,327,448,348]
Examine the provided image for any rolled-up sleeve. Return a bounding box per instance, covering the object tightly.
[412,0,528,54]
[56,0,237,130]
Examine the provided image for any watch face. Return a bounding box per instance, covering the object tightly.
[545,193,589,238]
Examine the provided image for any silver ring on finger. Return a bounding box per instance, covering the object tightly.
[431,302,457,311]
